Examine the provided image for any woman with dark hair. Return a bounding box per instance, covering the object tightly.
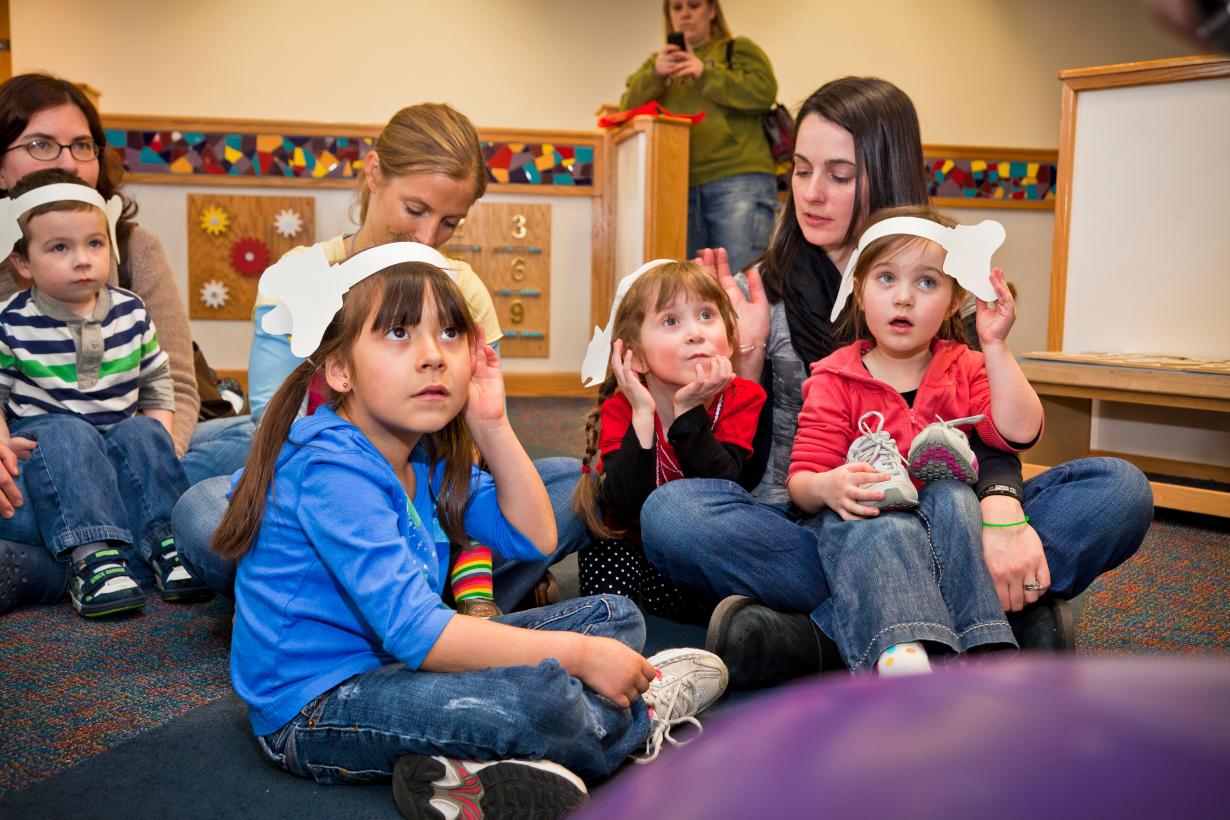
[621,0,779,274]
[638,77,1153,688]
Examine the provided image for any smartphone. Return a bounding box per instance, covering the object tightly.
[667,31,686,49]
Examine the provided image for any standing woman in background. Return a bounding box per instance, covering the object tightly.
[621,0,779,274]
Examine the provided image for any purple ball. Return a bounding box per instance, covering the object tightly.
[581,657,1230,819]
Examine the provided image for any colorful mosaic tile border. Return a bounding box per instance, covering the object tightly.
[485,142,594,186]
[105,129,373,180]
[104,125,596,187]
[926,154,1057,203]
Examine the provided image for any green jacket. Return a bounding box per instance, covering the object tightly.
[621,36,777,188]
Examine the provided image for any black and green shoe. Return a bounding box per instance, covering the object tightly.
[69,548,146,618]
[150,538,212,603]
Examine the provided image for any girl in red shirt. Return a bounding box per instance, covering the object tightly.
[574,261,765,623]
[787,204,1043,675]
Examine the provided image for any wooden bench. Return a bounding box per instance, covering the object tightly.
[1020,356,1230,517]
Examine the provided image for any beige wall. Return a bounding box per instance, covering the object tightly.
[8,0,1195,358]
[13,0,1191,142]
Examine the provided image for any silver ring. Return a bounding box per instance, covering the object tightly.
[1023,582,1044,592]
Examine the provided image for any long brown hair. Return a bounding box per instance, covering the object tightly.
[0,73,137,223]
[761,76,928,305]
[357,103,487,225]
[572,261,738,537]
[836,205,966,345]
[212,263,478,561]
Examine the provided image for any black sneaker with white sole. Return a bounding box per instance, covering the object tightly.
[69,548,146,618]
[150,538,212,602]
[392,755,586,819]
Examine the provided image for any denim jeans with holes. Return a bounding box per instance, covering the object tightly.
[5,413,187,583]
[256,594,651,784]
[686,172,778,274]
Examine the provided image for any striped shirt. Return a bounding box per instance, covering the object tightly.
[0,285,175,427]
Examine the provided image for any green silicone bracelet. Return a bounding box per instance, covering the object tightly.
[982,515,1030,528]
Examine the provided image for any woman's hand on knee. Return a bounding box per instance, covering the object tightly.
[574,635,655,708]
[0,437,35,518]
[980,496,1051,611]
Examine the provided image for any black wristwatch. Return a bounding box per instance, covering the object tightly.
[978,483,1022,502]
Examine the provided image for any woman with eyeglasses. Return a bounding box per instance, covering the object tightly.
[0,73,240,612]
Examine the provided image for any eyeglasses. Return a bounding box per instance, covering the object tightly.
[4,138,102,162]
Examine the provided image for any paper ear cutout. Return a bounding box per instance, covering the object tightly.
[580,258,675,387]
[0,183,123,264]
[830,216,1005,322]
[259,241,457,358]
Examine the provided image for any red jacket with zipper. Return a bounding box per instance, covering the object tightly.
[788,339,1037,486]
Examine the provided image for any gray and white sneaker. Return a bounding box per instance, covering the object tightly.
[634,647,729,764]
[847,411,918,510]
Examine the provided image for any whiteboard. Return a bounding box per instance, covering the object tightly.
[1062,76,1230,359]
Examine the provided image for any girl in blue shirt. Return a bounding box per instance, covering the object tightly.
[212,248,727,817]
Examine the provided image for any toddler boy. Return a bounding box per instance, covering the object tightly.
[0,169,206,617]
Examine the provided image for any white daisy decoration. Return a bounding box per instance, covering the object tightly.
[200,279,230,309]
[273,208,304,238]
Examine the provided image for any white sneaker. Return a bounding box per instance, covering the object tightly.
[907,414,984,484]
[634,647,729,764]
[847,411,918,510]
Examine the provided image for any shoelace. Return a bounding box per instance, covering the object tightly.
[633,671,705,764]
[849,411,910,475]
[928,413,985,430]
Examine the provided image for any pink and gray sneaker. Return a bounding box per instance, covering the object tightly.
[907,414,985,484]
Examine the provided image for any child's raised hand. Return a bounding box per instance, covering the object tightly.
[672,354,733,417]
[975,268,1017,347]
[576,634,656,708]
[815,463,891,520]
[611,339,655,417]
[463,326,507,430]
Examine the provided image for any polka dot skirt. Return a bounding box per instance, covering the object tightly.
[578,538,711,625]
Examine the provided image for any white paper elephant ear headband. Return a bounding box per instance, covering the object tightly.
[829,216,1006,323]
[580,258,675,387]
[259,241,458,358]
[0,183,123,263]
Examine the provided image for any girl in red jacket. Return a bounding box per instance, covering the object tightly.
[574,260,766,623]
[787,205,1043,675]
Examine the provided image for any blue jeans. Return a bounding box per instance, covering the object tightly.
[256,594,650,784]
[641,457,1152,621]
[687,172,778,274]
[811,482,1015,670]
[4,414,188,583]
[174,456,593,601]
[181,414,255,487]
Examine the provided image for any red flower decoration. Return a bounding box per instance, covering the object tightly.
[230,237,270,277]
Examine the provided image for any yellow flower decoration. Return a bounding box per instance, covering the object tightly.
[199,205,230,236]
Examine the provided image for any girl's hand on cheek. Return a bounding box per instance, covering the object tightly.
[673,355,732,416]
[975,268,1017,347]
[463,327,506,429]
[612,340,656,417]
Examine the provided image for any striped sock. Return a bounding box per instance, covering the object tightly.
[451,542,495,606]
